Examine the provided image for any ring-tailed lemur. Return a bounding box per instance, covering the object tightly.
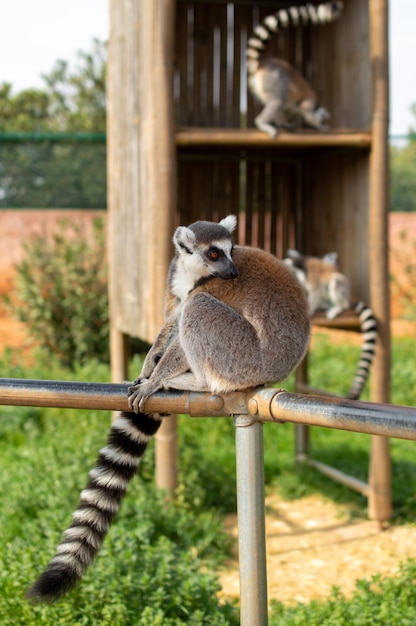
[28,216,311,603]
[247,1,344,137]
[284,249,377,400]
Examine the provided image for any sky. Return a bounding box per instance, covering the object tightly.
[0,0,413,139]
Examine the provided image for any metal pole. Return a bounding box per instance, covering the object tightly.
[234,415,268,626]
[2,380,416,443]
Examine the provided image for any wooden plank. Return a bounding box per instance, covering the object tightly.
[204,5,214,126]
[175,2,189,125]
[269,162,279,256]
[245,161,254,246]
[310,0,371,129]
[229,159,240,219]
[257,161,266,249]
[204,161,214,220]
[280,165,293,257]
[176,127,372,148]
[245,6,256,128]
[311,311,362,332]
[218,4,228,127]
[107,0,175,343]
[303,151,370,302]
[193,3,204,126]
[233,5,243,127]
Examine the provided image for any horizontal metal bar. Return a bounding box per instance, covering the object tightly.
[0,378,248,417]
[0,378,129,411]
[296,382,342,398]
[249,389,416,441]
[1,379,416,442]
[301,458,370,496]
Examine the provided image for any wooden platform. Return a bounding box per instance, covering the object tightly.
[176,128,372,150]
[311,311,363,333]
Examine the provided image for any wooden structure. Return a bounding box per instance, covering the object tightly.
[107,0,390,520]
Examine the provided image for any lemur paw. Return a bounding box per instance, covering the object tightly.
[127,379,159,413]
[130,374,144,386]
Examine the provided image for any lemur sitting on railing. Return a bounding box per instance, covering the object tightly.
[28,216,310,603]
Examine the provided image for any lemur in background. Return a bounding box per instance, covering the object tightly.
[247,1,344,136]
[284,249,377,400]
[28,216,311,603]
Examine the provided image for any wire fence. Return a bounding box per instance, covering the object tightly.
[1,132,415,210]
[0,133,106,209]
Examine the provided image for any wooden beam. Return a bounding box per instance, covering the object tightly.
[368,0,391,523]
[311,311,362,332]
[107,0,176,344]
[108,0,178,493]
[176,127,372,149]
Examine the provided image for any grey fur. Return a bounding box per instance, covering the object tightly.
[247,2,343,136]
[284,249,377,400]
[28,216,311,603]
[128,215,311,411]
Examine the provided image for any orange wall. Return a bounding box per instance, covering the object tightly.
[0,210,415,318]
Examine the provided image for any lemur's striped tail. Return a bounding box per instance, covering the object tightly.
[27,411,162,603]
[346,302,378,400]
[246,1,343,73]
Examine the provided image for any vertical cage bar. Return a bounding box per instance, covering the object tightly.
[234,415,268,626]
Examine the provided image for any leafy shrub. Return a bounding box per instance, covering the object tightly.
[0,355,238,625]
[1,329,416,623]
[9,217,109,367]
[270,560,416,625]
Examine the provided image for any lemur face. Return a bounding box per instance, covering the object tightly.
[173,217,238,281]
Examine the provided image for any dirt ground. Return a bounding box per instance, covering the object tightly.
[1,210,415,606]
[218,315,416,606]
[220,492,416,606]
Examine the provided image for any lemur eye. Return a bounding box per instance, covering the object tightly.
[208,248,220,261]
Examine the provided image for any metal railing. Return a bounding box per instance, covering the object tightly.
[1,377,416,625]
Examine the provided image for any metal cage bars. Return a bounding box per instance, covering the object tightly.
[2,378,416,625]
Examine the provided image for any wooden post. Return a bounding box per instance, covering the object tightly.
[368,0,391,523]
[107,0,178,491]
[110,328,129,384]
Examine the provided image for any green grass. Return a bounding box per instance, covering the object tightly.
[270,560,416,626]
[0,351,238,625]
[0,334,415,624]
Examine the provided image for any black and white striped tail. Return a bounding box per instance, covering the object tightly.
[246,1,343,72]
[27,411,162,603]
[346,302,378,400]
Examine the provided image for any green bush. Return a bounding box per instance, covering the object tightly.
[270,560,416,625]
[1,326,416,623]
[9,218,109,367]
[0,353,238,625]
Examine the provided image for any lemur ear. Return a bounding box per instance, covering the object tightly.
[173,226,196,253]
[219,215,237,234]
